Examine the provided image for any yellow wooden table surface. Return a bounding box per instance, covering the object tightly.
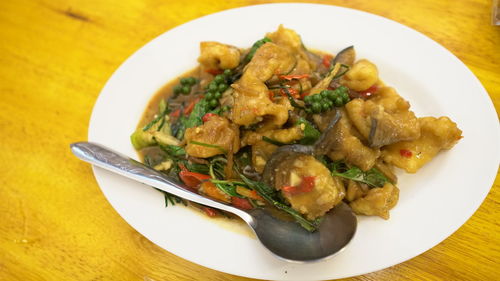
[1,0,499,280]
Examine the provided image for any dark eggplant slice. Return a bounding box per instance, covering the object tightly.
[367,115,404,148]
[332,46,356,67]
[262,144,314,188]
[313,109,342,155]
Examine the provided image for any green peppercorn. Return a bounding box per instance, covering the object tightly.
[209,99,218,108]
[304,95,313,104]
[312,94,322,102]
[222,105,231,112]
[181,85,191,95]
[208,83,218,93]
[326,100,334,108]
[180,77,190,85]
[173,85,182,95]
[223,69,232,77]
[321,102,330,112]
[214,91,222,99]
[341,92,350,104]
[327,90,337,101]
[218,83,228,92]
[320,90,329,99]
[312,102,321,113]
[187,77,197,86]
[305,108,313,114]
[214,74,225,84]
[334,96,343,107]
[206,92,214,100]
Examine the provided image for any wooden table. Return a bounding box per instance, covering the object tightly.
[1,0,499,280]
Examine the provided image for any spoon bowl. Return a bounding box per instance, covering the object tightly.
[70,141,357,262]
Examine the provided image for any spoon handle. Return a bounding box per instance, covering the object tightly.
[70,142,251,221]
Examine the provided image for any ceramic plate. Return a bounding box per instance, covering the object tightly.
[88,3,499,280]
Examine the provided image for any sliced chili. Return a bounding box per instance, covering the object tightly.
[359,85,378,98]
[279,74,310,80]
[231,197,253,210]
[183,97,201,116]
[400,149,413,158]
[202,113,217,122]
[282,176,316,195]
[202,207,218,217]
[322,54,333,68]
[179,170,211,189]
[205,68,223,75]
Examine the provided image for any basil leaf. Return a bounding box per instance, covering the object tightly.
[331,165,389,187]
[185,99,210,129]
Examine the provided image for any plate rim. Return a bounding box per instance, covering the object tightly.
[87,3,500,280]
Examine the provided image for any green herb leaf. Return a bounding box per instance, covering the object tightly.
[238,174,319,232]
[331,164,389,187]
[296,118,321,145]
[185,99,210,128]
[159,144,186,158]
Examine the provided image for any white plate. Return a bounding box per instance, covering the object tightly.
[88,3,499,280]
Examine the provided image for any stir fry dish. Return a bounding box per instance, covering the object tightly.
[130,25,462,231]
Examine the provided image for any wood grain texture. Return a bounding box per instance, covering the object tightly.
[0,0,498,280]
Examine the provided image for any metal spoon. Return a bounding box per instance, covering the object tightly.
[70,142,357,262]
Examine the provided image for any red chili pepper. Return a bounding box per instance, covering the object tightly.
[279,74,310,81]
[282,185,298,193]
[183,97,201,116]
[202,113,217,122]
[268,91,275,100]
[179,170,211,188]
[169,108,181,118]
[280,88,300,99]
[400,149,413,158]
[299,176,315,192]
[359,85,378,98]
[282,176,316,195]
[300,91,310,99]
[322,54,333,68]
[248,190,263,201]
[231,197,253,210]
[202,207,218,217]
[205,69,223,75]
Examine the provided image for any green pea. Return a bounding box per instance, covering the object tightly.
[206,92,214,100]
[208,83,218,93]
[304,95,313,104]
[209,99,219,108]
[181,85,191,95]
[180,77,189,85]
[334,96,343,107]
[222,105,231,112]
[173,85,182,95]
[312,94,322,102]
[187,77,197,86]
[214,74,225,84]
[214,91,222,99]
[218,83,228,92]
[312,102,321,113]
[322,102,330,112]
[223,69,232,77]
